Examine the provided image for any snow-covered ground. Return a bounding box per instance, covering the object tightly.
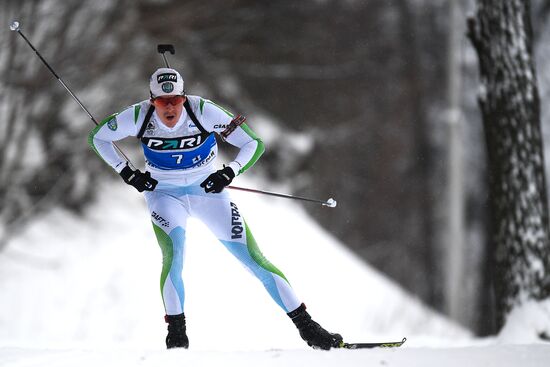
[2,343,550,367]
[1,177,549,366]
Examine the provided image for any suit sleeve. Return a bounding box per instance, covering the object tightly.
[88,104,142,173]
[199,99,265,176]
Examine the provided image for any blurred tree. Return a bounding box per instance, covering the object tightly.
[0,0,147,248]
[468,0,550,335]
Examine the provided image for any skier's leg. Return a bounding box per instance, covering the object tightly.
[191,190,343,349]
[145,191,189,316]
[145,191,190,349]
[191,193,301,313]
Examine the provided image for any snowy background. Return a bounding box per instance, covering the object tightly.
[2,0,550,365]
[1,177,550,366]
[0,177,468,350]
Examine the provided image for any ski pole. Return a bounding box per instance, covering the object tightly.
[9,20,137,169]
[11,22,336,207]
[227,186,337,208]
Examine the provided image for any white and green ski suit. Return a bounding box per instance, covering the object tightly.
[88,95,301,315]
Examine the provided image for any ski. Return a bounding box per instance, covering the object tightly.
[340,337,407,349]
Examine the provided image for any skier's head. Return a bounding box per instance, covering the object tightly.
[149,67,184,98]
[150,68,185,127]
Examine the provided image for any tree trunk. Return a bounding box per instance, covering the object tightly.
[468,0,550,336]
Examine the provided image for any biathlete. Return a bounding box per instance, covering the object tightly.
[88,67,343,350]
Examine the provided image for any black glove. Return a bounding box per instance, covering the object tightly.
[119,164,158,192]
[200,166,235,193]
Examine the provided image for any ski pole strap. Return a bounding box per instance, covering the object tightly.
[137,105,155,139]
[220,114,246,140]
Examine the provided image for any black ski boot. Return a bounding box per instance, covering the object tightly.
[165,313,189,349]
[287,303,343,350]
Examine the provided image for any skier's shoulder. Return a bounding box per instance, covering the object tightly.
[186,95,233,118]
[185,95,205,115]
[96,100,150,137]
[119,99,152,125]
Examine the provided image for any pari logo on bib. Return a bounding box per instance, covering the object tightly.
[150,68,184,98]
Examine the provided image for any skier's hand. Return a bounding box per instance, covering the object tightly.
[200,166,235,193]
[119,164,157,192]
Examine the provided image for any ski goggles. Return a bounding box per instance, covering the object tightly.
[152,95,185,107]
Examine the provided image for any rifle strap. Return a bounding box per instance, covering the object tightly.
[137,104,155,139]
